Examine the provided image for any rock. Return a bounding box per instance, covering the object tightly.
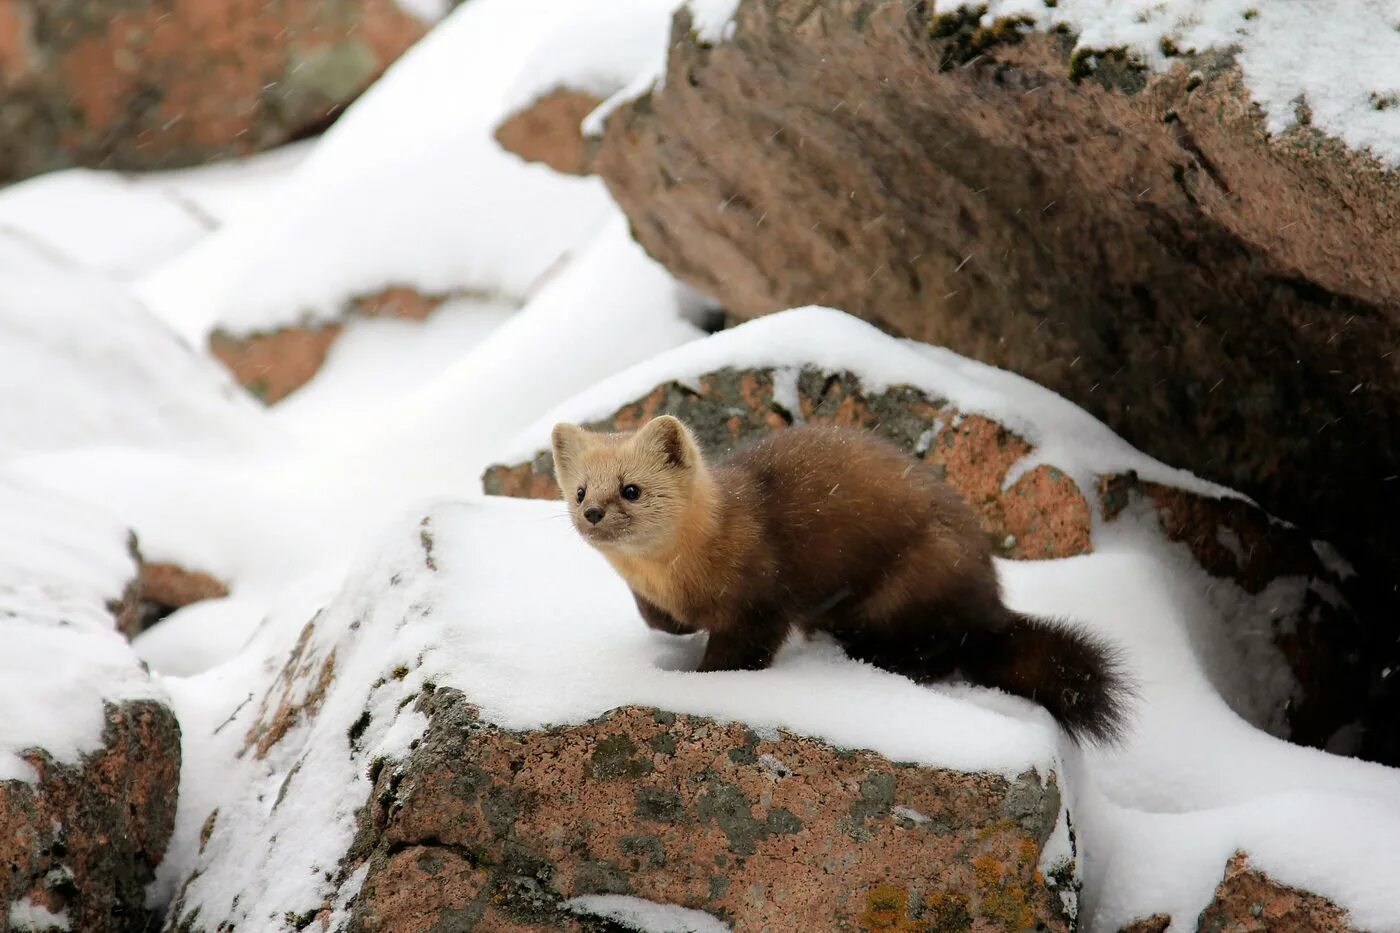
[0,0,428,183]
[1,476,182,931]
[1119,852,1356,932]
[588,0,1400,716]
[1195,852,1354,932]
[482,363,1365,751]
[209,323,344,405]
[129,560,230,638]
[346,688,1073,932]
[208,286,452,404]
[161,498,1077,930]
[2,701,182,933]
[495,88,605,175]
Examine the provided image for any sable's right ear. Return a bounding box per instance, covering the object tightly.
[551,423,585,483]
[635,415,700,470]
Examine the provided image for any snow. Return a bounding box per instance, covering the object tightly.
[136,0,616,345]
[0,144,309,281]
[961,0,1400,166]
[0,473,158,784]
[7,900,70,932]
[0,234,271,456]
[564,894,732,932]
[4,0,1400,930]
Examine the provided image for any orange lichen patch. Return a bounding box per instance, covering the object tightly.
[494,87,604,176]
[1195,852,1355,932]
[210,323,343,405]
[1119,915,1171,933]
[858,884,926,931]
[243,621,337,758]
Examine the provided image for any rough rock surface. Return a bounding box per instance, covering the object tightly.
[208,287,451,403]
[1,701,182,933]
[344,686,1073,932]
[589,0,1400,740]
[0,0,427,183]
[483,365,1365,751]
[1194,852,1354,932]
[495,88,604,176]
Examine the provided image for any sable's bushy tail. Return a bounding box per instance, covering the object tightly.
[963,613,1131,744]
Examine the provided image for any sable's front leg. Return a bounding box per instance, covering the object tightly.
[633,591,696,635]
[697,615,787,672]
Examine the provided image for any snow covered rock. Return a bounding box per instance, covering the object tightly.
[0,234,270,456]
[155,495,1077,931]
[0,476,181,932]
[0,0,427,183]
[585,0,1400,688]
[207,288,451,404]
[347,690,1072,931]
[483,310,1365,753]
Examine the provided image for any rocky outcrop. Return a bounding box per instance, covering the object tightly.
[209,286,451,403]
[483,364,1365,752]
[2,701,182,933]
[0,0,428,183]
[1,478,182,931]
[586,0,1400,734]
[1195,853,1353,932]
[495,89,604,176]
[1120,853,1355,932]
[346,687,1073,932]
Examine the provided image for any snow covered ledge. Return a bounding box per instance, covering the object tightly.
[0,475,181,932]
[159,498,1077,930]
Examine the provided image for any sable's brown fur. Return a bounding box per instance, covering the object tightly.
[552,416,1128,742]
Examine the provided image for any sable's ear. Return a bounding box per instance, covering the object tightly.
[635,415,700,470]
[551,423,586,484]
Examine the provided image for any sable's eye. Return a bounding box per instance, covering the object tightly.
[575,486,586,503]
[621,484,641,501]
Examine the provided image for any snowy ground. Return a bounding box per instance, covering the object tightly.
[4,0,1400,931]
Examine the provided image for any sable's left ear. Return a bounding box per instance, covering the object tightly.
[635,415,700,469]
[551,423,587,485]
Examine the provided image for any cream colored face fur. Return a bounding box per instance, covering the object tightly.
[551,416,702,555]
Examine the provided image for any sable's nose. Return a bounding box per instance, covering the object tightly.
[584,506,604,525]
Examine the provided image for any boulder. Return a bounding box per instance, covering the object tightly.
[3,701,182,933]
[586,0,1400,727]
[346,688,1072,931]
[0,0,428,183]
[0,476,181,931]
[483,360,1365,752]
[160,496,1077,931]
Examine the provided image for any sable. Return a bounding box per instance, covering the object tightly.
[552,416,1129,743]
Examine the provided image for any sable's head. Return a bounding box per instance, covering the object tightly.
[551,415,704,554]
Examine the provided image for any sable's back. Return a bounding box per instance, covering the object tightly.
[715,425,992,600]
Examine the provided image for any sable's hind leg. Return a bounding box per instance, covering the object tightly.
[697,615,787,672]
[838,626,958,683]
